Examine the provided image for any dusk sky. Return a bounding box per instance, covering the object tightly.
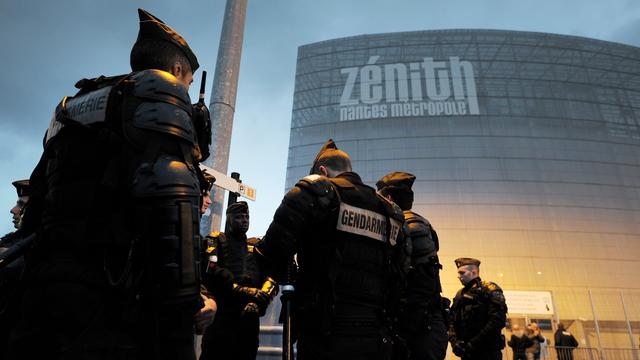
[1,0,639,236]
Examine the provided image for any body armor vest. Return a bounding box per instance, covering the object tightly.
[404,210,442,309]
[296,173,403,324]
[206,232,262,288]
[26,69,203,320]
[451,278,507,350]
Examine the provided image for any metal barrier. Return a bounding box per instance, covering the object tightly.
[550,347,601,360]
[601,348,640,360]
[258,325,640,360]
[504,346,598,360]
[501,347,640,360]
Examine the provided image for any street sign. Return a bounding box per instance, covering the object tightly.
[199,164,257,201]
[238,183,256,201]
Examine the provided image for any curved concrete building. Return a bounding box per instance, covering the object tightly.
[285,29,640,350]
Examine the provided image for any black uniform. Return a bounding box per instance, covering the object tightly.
[0,231,26,360]
[200,232,268,360]
[450,277,507,360]
[398,211,448,360]
[554,328,578,360]
[0,180,30,360]
[7,10,206,359]
[259,169,406,360]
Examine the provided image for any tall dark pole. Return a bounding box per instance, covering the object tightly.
[282,259,295,360]
[201,0,248,235]
[227,172,241,206]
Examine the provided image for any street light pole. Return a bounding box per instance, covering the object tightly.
[201,0,248,235]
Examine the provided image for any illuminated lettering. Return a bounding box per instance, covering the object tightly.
[338,56,479,120]
[360,56,383,104]
[385,63,409,102]
[340,67,359,106]
[423,58,451,101]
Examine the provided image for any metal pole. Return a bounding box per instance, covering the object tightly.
[588,289,605,360]
[550,291,560,325]
[620,291,638,357]
[281,258,295,360]
[201,0,248,235]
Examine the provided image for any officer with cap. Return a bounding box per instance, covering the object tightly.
[376,172,448,360]
[449,258,507,360]
[8,9,214,359]
[8,180,30,233]
[201,172,216,215]
[0,179,30,359]
[200,201,278,360]
[258,139,407,360]
[1,179,30,247]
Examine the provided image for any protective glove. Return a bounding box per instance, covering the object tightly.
[241,302,261,317]
[452,340,471,357]
[232,284,269,305]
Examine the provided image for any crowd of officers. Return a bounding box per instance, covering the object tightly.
[0,8,509,360]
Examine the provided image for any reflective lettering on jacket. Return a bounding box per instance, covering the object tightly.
[65,86,111,122]
[46,86,112,144]
[336,202,401,245]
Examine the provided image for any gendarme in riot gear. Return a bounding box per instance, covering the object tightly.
[200,201,278,360]
[258,139,408,360]
[0,179,30,360]
[449,258,507,360]
[377,171,448,360]
[7,9,213,360]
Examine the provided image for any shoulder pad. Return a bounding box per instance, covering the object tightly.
[0,231,18,246]
[205,245,217,255]
[482,280,503,293]
[133,102,196,144]
[132,155,200,197]
[404,210,430,226]
[247,237,262,253]
[246,237,262,247]
[206,232,222,250]
[298,175,334,197]
[208,231,223,239]
[404,211,431,237]
[481,281,506,304]
[130,70,195,144]
[131,70,192,113]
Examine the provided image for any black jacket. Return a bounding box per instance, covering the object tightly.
[555,330,578,348]
[259,171,407,334]
[450,277,508,350]
[508,334,533,353]
[403,210,442,310]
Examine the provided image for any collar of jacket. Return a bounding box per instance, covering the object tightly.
[336,171,365,186]
[465,277,483,290]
